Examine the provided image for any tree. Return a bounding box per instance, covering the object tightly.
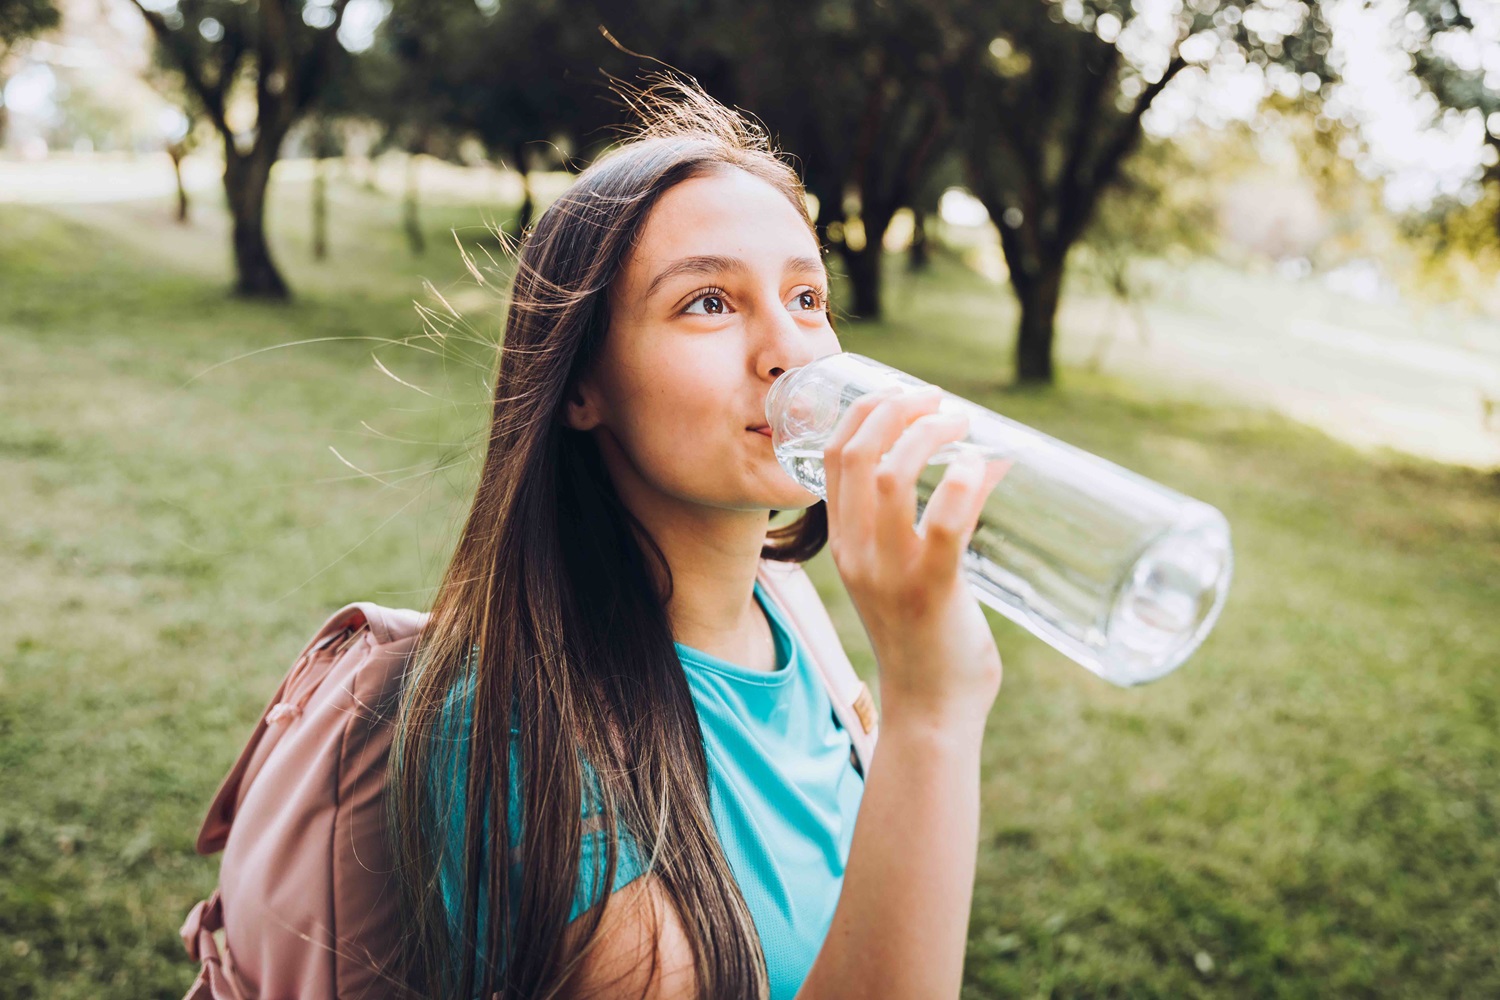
[730,1,952,318]
[946,0,1335,384]
[1404,0,1500,244]
[368,0,954,319]
[0,0,61,146]
[1076,133,1219,369]
[129,0,355,299]
[364,0,591,244]
[307,113,338,257]
[165,110,202,224]
[620,0,953,319]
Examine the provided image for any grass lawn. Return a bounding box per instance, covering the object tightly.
[1,170,1496,998]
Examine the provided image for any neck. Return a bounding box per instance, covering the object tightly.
[595,434,776,671]
[644,502,774,670]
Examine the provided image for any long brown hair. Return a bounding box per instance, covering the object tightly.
[388,76,830,999]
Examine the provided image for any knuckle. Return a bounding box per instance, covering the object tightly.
[924,517,960,543]
[928,507,974,542]
[873,463,904,494]
[942,473,976,496]
[841,559,872,588]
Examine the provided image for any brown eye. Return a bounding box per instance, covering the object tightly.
[684,291,729,316]
[790,289,823,312]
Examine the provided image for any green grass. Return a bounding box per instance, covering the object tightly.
[1,171,1496,998]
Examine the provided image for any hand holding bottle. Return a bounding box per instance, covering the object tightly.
[822,384,1012,735]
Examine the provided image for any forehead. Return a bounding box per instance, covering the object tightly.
[624,168,820,277]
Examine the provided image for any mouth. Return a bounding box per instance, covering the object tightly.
[748,425,773,438]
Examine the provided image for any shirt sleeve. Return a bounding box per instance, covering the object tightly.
[571,757,650,921]
[433,662,649,938]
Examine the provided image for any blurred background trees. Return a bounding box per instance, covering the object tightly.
[0,0,61,145]
[7,0,1496,384]
[946,0,1336,381]
[128,0,356,297]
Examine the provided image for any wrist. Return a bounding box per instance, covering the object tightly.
[878,698,991,752]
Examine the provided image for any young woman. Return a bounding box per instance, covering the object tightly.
[390,80,1008,1000]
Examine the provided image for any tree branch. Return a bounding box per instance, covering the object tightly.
[255,0,291,153]
[296,0,354,113]
[850,51,892,202]
[1060,53,1188,251]
[128,0,231,142]
[1055,39,1122,225]
[897,83,947,208]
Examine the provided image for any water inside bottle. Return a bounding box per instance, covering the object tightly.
[775,439,1008,499]
[774,433,1231,686]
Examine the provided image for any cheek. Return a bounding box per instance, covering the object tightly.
[610,355,745,486]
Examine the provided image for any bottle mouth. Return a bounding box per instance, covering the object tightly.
[765,353,914,443]
[764,366,805,438]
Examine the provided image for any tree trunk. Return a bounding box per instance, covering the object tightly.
[403,151,424,256]
[169,147,190,223]
[842,241,883,320]
[1013,260,1063,385]
[840,202,895,320]
[806,175,844,254]
[512,142,533,238]
[224,146,289,300]
[312,156,328,260]
[908,207,930,272]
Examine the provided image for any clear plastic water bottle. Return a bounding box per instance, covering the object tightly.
[765,352,1233,686]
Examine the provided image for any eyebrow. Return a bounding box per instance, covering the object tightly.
[645,254,827,302]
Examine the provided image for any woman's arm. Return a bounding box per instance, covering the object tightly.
[796,384,1008,998]
[558,710,984,1000]
[794,709,984,999]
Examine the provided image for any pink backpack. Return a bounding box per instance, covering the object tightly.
[180,558,878,999]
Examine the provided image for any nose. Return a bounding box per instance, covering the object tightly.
[754,301,820,384]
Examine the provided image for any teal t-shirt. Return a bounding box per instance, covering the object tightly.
[432,579,865,1000]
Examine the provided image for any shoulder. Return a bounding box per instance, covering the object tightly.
[559,875,697,1000]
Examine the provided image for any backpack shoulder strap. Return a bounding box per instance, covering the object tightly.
[756,559,878,773]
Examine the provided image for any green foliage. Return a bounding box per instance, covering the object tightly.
[1400,187,1500,314]
[1,171,1497,997]
[1075,134,1220,304]
[0,0,58,54]
[1403,0,1500,246]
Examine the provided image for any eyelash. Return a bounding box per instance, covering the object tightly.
[682,285,829,316]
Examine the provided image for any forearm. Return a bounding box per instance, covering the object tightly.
[796,706,985,1000]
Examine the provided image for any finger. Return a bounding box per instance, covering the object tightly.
[825,384,902,455]
[915,449,998,576]
[980,456,1014,495]
[871,410,971,549]
[822,386,901,549]
[836,387,946,551]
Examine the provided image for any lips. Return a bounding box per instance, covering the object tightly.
[749,425,773,437]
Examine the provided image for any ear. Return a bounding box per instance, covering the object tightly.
[560,377,604,432]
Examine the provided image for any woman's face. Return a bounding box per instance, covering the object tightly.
[565,166,840,514]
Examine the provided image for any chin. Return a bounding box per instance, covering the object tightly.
[765,481,821,511]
